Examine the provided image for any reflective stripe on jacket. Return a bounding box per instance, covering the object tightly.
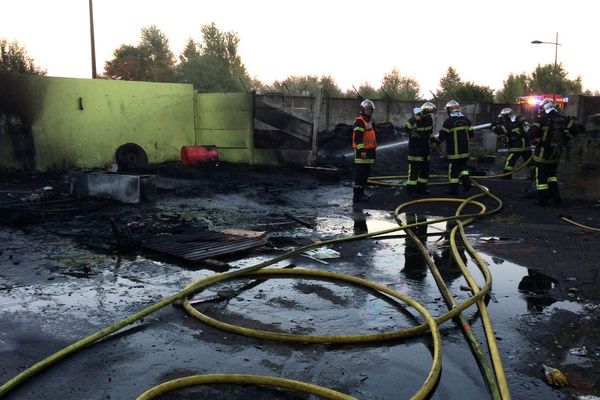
[491,115,531,152]
[352,114,377,150]
[530,112,575,164]
[439,115,473,159]
[405,114,434,161]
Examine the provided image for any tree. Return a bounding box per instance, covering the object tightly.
[435,67,462,101]
[453,81,494,103]
[435,67,494,103]
[345,82,377,99]
[529,63,582,95]
[177,22,250,92]
[139,25,176,82]
[379,67,420,101]
[496,73,530,103]
[270,75,319,95]
[267,75,342,97]
[319,75,343,97]
[0,38,45,75]
[103,45,146,81]
[104,25,175,82]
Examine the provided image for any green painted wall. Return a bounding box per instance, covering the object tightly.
[0,74,195,170]
[195,92,254,164]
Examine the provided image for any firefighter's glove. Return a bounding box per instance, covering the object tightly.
[359,150,367,159]
[542,364,568,387]
[410,132,419,139]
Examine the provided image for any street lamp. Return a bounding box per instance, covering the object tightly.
[531,32,561,101]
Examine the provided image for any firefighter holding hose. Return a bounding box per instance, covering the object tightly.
[438,100,474,195]
[352,99,377,203]
[404,102,438,196]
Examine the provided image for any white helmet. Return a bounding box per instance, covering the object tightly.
[445,100,460,115]
[499,107,514,119]
[360,99,375,110]
[540,98,557,114]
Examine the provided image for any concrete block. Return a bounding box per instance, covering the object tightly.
[70,171,156,204]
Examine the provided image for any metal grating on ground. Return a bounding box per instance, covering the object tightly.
[141,230,268,261]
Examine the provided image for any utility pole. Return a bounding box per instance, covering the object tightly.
[89,0,97,78]
[531,32,561,101]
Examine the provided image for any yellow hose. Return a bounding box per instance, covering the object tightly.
[136,374,358,400]
[447,183,511,399]
[560,216,600,232]
[398,207,501,399]
[1,170,512,400]
[182,268,442,400]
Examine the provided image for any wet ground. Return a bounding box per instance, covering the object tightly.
[1,155,599,399]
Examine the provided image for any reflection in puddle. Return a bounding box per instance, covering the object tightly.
[1,211,589,400]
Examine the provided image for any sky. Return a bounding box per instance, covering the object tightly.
[2,0,599,97]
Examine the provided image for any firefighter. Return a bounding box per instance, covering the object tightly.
[404,101,438,196]
[491,107,533,179]
[352,99,377,203]
[528,99,581,206]
[438,100,474,195]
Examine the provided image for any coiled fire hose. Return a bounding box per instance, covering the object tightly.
[1,174,512,399]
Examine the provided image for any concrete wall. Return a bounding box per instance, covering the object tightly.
[260,93,485,134]
[0,73,195,171]
[560,95,600,199]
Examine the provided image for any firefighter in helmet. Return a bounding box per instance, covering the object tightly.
[437,100,474,194]
[352,99,377,203]
[528,99,582,206]
[491,107,533,179]
[404,101,438,196]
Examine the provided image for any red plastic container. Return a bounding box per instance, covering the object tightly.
[180,146,218,166]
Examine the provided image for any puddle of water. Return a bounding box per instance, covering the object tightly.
[1,213,588,400]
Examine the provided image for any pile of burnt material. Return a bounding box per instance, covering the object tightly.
[316,122,406,172]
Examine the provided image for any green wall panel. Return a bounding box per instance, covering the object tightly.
[0,74,195,170]
[194,92,254,163]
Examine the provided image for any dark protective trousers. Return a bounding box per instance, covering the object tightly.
[535,163,560,205]
[406,160,430,195]
[448,158,470,194]
[504,149,533,178]
[354,163,372,195]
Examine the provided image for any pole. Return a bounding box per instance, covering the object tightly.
[88,0,97,79]
[552,32,558,101]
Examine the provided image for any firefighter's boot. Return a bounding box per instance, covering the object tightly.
[461,175,472,192]
[406,184,416,197]
[353,186,370,203]
[536,189,549,207]
[549,182,562,205]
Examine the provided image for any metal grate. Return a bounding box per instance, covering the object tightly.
[141,230,267,261]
